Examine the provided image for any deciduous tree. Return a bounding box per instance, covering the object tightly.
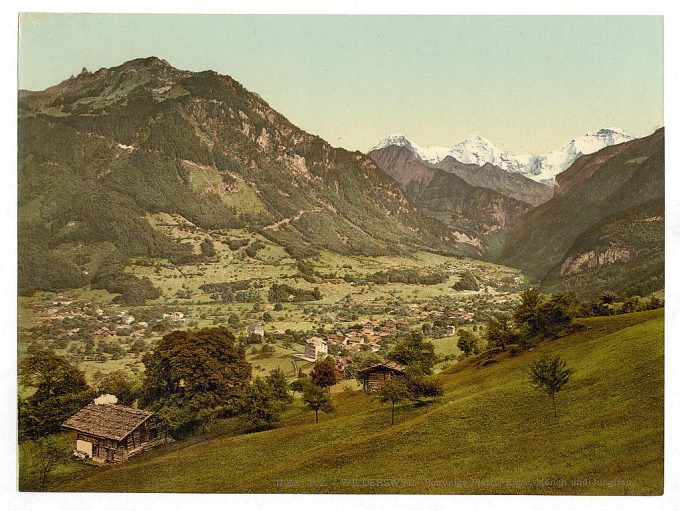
[407,375,444,399]
[19,350,88,402]
[379,378,412,425]
[24,437,70,490]
[290,374,310,396]
[302,382,334,423]
[485,315,518,352]
[18,350,92,439]
[141,327,251,436]
[238,377,280,431]
[527,354,574,417]
[266,368,292,403]
[388,332,437,374]
[456,330,478,357]
[310,356,341,390]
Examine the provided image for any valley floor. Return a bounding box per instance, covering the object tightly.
[54,309,663,495]
[18,248,524,385]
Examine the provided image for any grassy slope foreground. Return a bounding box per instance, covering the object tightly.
[58,309,663,495]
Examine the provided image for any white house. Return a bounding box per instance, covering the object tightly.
[304,337,328,360]
[247,323,265,338]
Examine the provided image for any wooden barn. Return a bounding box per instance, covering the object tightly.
[358,361,407,393]
[62,403,166,464]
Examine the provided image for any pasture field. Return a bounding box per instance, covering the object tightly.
[49,309,663,495]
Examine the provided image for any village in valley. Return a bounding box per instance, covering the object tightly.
[17,242,530,473]
[18,221,524,383]
[15,14,666,496]
[16,150,665,494]
[18,251,516,385]
[19,258,665,489]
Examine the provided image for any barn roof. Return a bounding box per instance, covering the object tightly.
[62,403,153,441]
[358,361,407,374]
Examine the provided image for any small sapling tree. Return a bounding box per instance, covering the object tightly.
[527,354,574,417]
[302,382,335,423]
[379,378,413,425]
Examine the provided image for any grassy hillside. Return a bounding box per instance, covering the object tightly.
[55,309,663,495]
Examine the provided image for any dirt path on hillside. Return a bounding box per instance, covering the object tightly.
[262,207,324,231]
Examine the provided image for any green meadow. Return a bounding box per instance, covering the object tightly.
[52,309,663,495]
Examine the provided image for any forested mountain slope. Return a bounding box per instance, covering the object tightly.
[502,129,664,296]
[18,58,471,297]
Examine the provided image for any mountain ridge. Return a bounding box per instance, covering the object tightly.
[368,144,534,258]
[434,157,553,207]
[371,128,636,184]
[501,128,664,296]
[18,57,474,298]
[17,56,664,300]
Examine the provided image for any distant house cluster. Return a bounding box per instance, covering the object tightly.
[289,318,405,375]
[407,303,475,323]
[336,319,400,353]
[32,295,188,345]
[447,309,475,322]
[292,318,403,365]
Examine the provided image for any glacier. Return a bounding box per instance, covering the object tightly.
[370,128,636,184]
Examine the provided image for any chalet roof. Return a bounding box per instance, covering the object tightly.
[358,361,407,374]
[62,403,153,441]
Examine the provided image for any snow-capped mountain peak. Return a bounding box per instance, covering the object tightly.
[371,134,450,163]
[451,135,497,156]
[462,134,494,146]
[371,133,416,151]
[448,135,512,168]
[567,128,634,155]
[371,128,636,184]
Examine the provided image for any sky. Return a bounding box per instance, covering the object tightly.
[18,14,663,154]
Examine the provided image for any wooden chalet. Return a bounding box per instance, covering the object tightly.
[358,361,407,393]
[62,403,166,464]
